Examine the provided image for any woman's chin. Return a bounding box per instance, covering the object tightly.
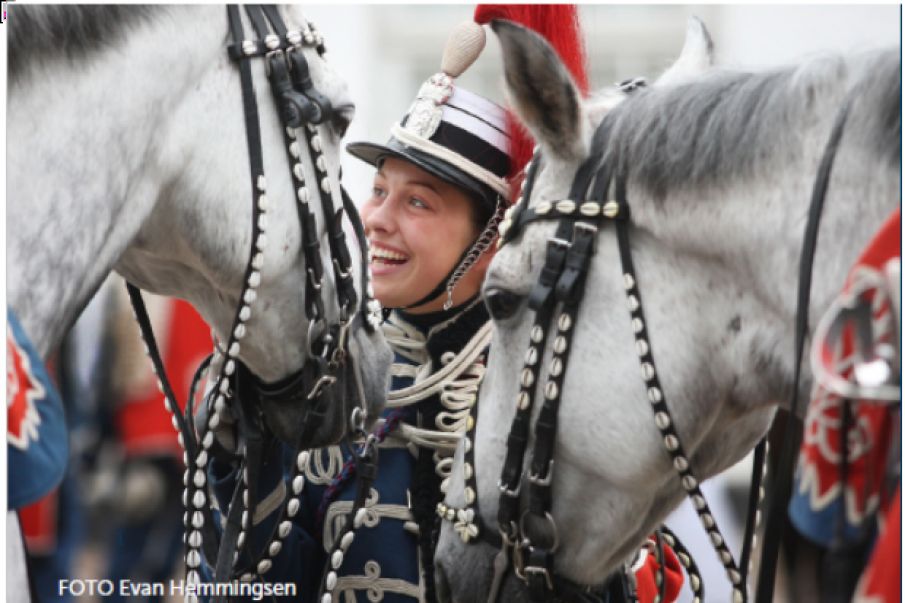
[370,269,411,307]
[369,260,409,278]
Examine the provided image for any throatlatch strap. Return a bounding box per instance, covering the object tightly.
[754,96,853,603]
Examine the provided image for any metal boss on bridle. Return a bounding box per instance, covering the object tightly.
[125,5,382,597]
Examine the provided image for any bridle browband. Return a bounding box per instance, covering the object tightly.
[125,5,382,599]
[439,80,857,602]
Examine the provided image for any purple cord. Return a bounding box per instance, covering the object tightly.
[315,407,409,527]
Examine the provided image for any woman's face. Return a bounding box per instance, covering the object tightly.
[361,157,489,313]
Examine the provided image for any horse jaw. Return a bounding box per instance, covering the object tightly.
[655,16,715,86]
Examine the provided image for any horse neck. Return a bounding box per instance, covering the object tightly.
[7,7,223,355]
[628,89,899,407]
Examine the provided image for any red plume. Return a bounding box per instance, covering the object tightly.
[474,4,589,200]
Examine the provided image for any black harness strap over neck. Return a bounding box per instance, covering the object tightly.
[754,94,854,603]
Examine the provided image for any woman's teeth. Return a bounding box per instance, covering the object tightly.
[369,247,408,265]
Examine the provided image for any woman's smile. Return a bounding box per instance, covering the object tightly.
[369,242,411,275]
[360,158,483,311]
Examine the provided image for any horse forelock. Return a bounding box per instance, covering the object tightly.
[8,5,163,81]
[588,48,900,203]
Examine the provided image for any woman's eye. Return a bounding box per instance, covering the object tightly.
[409,197,428,209]
[485,288,523,321]
[372,186,386,198]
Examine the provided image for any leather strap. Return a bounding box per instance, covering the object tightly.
[754,95,853,603]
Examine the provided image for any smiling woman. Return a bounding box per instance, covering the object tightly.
[313,22,516,598]
[214,18,516,603]
[359,157,491,312]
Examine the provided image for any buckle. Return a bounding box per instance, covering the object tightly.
[526,460,554,487]
[264,48,285,78]
[498,479,522,497]
[524,565,554,592]
[523,547,556,595]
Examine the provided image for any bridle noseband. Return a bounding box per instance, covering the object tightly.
[126,5,382,598]
[441,80,856,603]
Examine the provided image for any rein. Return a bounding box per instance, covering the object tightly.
[440,83,858,601]
[753,94,854,603]
[125,5,380,596]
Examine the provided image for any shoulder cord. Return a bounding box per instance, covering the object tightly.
[382,319,432,382]
[402,356,485,457]
[386,321,494,407]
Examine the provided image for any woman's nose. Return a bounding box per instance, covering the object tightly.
[362,195,395,235]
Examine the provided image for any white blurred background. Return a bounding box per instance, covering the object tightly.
[304,4,900,206]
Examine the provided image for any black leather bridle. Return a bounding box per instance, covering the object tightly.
[439,79,857,602]
[126,5,382,597]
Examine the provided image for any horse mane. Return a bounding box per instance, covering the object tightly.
[8,5,162,81]
[595,49,901,202]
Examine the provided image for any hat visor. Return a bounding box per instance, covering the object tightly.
[346,139,497,212]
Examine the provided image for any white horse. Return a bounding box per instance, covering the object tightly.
[435,19,899,601]
[8,4,391,438]
[8,4,391,597]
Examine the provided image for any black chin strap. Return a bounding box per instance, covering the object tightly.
[403,197,505,311]
[401,240,476,311]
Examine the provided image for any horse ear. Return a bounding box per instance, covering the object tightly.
[491,20,585,161]
[656,17,714,86]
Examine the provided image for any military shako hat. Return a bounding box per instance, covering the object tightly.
[346,21,511,215]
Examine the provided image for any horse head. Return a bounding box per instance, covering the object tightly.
[7,5,391,449]
[436,16,899,601]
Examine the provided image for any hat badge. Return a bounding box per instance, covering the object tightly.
[403,21,487,139]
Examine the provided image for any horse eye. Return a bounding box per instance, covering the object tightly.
[485,288,523,321]
[332,103,355,137]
